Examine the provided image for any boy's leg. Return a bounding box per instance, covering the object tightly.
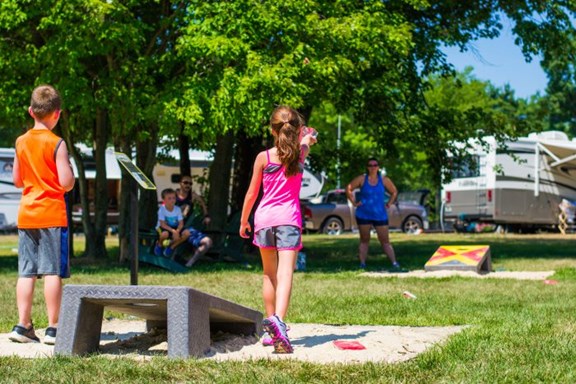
[157,231,169,246]
[155,231,169,255]
[44,275,62,328]
[170,229,190,249]
[16,277,36,328]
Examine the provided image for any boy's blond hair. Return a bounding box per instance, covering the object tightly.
[30,85,61,119]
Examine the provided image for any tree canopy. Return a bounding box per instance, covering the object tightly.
[1,0,576,253]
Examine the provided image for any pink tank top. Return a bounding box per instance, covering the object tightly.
[254,150,303,231]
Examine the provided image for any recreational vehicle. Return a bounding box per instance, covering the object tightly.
[0,148,19,231]
[441,131,576,232]
[153,150,325,202]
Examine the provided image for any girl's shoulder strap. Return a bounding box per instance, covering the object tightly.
[266,149,271,164]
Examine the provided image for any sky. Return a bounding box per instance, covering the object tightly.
[443,26,548,99]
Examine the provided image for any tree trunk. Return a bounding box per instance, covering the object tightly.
[207,131,234,233]
[92,107,109,259]
[116,125,159,263]
[230,129,265,213]
[60,111,95,258]
[136,128,159,231]
[117,140,132,264]
[178,128,191,177]
[58,111,77,258]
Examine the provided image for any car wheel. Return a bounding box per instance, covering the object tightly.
[402,216,423,234]
[322,217,344,235]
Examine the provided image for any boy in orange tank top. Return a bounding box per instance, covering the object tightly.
[9,85,75,345]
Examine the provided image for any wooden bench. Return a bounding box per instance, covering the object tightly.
[54,284,262,358]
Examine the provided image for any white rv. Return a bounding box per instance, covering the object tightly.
[0,148,19,231]
[153,150,324,201]
[441,131,576,232]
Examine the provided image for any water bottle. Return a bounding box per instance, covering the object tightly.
[296,251,307,271]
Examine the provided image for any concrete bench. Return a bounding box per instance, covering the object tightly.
[54,285,262,358]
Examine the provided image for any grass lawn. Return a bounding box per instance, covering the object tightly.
[0,232,575,383]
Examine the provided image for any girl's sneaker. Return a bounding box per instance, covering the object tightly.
[261,332,273,346]
[262,315,293,353]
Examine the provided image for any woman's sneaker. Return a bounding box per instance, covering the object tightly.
[44,327,57,345]
[9,324,40,343]
[262,315,293,353]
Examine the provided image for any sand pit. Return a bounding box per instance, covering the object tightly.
[0,319,466,364]
[361,270,555,280]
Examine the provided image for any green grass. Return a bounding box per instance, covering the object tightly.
[0,233,575,383]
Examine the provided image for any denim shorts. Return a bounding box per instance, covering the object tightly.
[18,227,70,278]
[253,225,302,250]
[187,227,207,248]
[355,216,389,227]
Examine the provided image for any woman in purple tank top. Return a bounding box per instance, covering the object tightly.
[240,106,317,354]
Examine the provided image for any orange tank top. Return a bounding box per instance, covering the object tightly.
[16,129,68,228]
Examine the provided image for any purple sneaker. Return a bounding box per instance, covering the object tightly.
[262,315,293,353]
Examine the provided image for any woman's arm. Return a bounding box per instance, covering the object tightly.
[383,177,398,207]
[346,175,364,206]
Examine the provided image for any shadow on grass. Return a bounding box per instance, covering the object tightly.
[1,234,573,276]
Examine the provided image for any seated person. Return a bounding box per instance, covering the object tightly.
[175,175,213,267]
[155,188,190,258]
[176,175,211,226]
[184,227,213,268]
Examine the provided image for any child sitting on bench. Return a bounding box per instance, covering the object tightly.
[155,188,190,258]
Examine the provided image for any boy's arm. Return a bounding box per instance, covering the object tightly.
[12,154,23,188]
[56,142,75,191]
[159,220,177,234]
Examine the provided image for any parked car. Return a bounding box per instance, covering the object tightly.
[302,189,429,235]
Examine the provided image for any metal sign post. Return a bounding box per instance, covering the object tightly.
[115,152,156,285]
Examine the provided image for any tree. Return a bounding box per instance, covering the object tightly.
[2,0,576,255]
[0,0,190,260]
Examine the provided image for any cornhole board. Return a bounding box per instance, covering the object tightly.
[424,245,491,273]
[54,285,262,358]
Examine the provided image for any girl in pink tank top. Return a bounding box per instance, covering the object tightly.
[240,106,317,354]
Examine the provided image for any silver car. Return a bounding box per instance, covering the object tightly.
[302,189,429,235]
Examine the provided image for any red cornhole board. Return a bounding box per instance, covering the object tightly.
[424,245,491,273]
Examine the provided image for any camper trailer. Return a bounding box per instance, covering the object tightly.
[441,131,576,232]
[69,146,122,227]
[153,150,325,202]
[0,148,19,231]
